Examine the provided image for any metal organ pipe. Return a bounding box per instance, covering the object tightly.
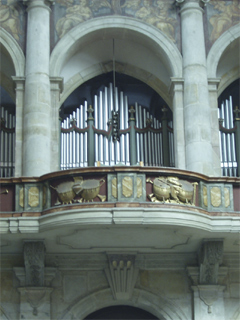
[0,106,15,177]
[60,83,174,170]
[83,101,88,166]
[125,96,130,165]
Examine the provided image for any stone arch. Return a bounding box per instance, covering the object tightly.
[59,288,188,320]
[0,27,25,77]
[50,16,182,107]
[59,64,172,108]
[207,23,240,83]
[0,306,10,320]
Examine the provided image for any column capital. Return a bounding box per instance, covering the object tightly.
[12,76,25,91]
[50,77,64,93]
[208,78,221,92]
[169,77,184,95]
[176,0,210,8]
[23,0,54,11]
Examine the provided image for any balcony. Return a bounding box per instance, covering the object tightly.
[0,166,239,235]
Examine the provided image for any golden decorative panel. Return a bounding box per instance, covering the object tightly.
[147,176,198,205]
[224,188,230,208]
[51,178,106,204]
[203,186,208,207]
[210,187,221,207]
[122,177,133,198]
[28,187,39,208]
[137,177,142,198]
[19,187,24,208]
[112,177,117,199]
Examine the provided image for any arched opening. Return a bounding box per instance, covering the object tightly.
[84,305,159,320]
[218,79,240,177]
[0,42,17,178]
[60,72,174,169]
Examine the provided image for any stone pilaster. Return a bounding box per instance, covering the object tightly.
[12,76,25,177]
[50,77,63,172]
[208,79,221,176]
[176,0,213,175]
[187,239,227,320]
[23,0,54,176]
[170,78,186,170]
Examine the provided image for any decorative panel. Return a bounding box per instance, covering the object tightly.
[15,184,43,212]
[199,182,234,212]
[107,173,146,202]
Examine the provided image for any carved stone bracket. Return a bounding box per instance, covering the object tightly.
[187,239,226,317]
[198,240,224,285]
[14,267,56,287]
[24,241,45,287]
[105,254,139,300]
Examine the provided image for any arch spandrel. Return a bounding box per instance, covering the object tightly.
[50,17,182,98]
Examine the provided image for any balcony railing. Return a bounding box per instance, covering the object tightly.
[0,167,239,217]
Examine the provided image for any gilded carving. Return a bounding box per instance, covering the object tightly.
[147,176,198,205]
[137,177,142,198]
[28,187,39,208]
[122,176,133,198]
[112,177,117,199]
[210,187,221,207]
[203,185,208,207]
[19,187,24,208]
[224,187,230,208]
[51,177,106,204]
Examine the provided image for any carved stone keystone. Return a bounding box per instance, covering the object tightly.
[105,254,139,300]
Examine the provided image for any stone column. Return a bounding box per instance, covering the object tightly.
[23,0,54,176]
[170,78,186,170]
[177,0,213,175]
